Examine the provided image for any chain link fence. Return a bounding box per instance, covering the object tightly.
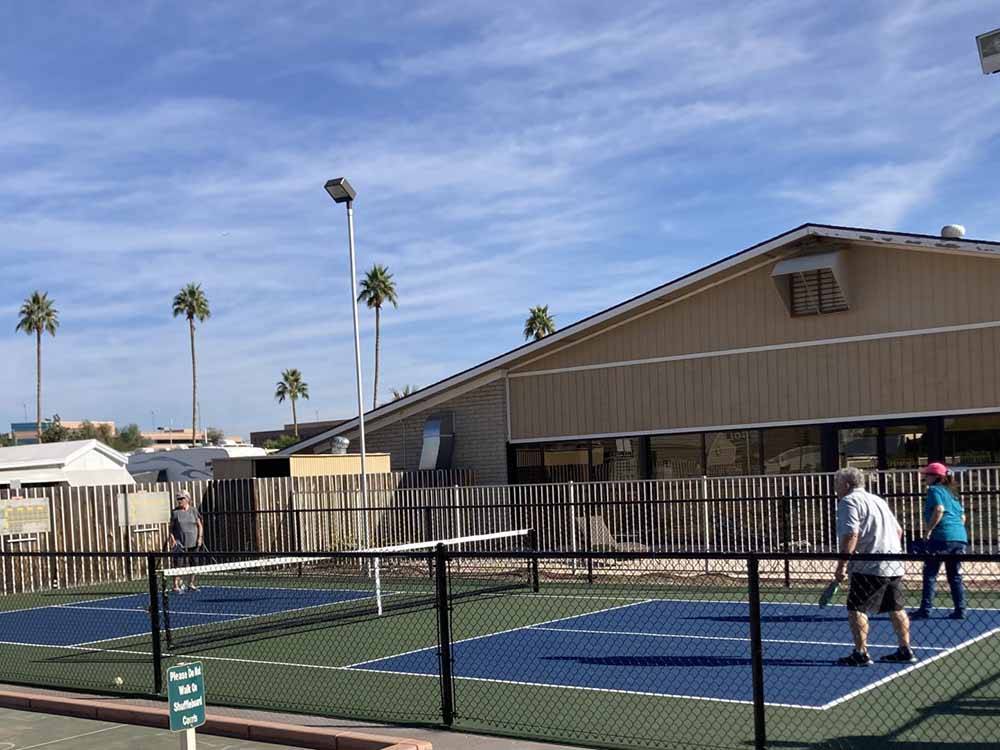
[0,548,998,749]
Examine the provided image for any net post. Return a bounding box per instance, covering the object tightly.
[424,507,434,579]
[747,556,767,750]
[161,570,173,651]
[434,543,455,726]
[527,528,539,593]
[374,556,383,616]
[147,554,163,694]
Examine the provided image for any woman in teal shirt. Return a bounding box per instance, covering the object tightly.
[912,462,968,620]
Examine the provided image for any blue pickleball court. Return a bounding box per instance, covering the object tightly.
[0,585,374,647]
[352,598,1000,709]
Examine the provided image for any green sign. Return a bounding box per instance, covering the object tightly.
[168,662,206,732]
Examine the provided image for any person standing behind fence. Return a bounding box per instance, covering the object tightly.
[168,490,203,593]
[832,467,915,666]
[911,462,968,620]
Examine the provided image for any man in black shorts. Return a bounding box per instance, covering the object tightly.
[832,467,915,666]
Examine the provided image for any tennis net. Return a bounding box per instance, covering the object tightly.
[160,528,537,650]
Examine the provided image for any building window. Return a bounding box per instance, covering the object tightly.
[513,442,593,483]
[884,424,929,469]
[762,426,822,474]
[650,434,704,479]
[590,438,640,481]
[944,414,1000,467]
[838,427,879,470]
[705,431,761,476]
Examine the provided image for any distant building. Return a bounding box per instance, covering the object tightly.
[10,420,116,446]
[250,419,348,448]
[127,445,266,483]
[285,223,1000,483]
[0,439,134,488]
[141,428,244,447]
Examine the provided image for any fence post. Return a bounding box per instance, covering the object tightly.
[147,554,163,694]
[781,493,792,588]
[568,481,578,574]
[747,557,767,750]
[434,543,456,726]
[527,528,540,593]
[452,485,462,538]
[583,488,594,584]
[702,476,711,575]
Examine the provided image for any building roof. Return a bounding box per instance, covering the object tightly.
[0,439,133,486]
[284,222,1000,455]
[0,439,127,470]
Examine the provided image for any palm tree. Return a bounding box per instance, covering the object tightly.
[172,283,210,445]
[274,368,309,437]
[16,291,59,440]
[391,384,418,401]
[523,305,555,341]
[357,264,398,409]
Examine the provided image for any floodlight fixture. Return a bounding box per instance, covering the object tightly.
[324,177,356,204]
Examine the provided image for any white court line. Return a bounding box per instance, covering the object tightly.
[70,588,383,648]
[0,640,151,657]
[529,626,947,651]
[0,592,139,618]
[344,598,656,669]
[17,724,125,750]
[350,664,822,710]
[514,592,1000,613]
[818,625,1000,710]
[62,604,251,618]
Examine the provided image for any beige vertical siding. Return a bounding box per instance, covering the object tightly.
[509,326,1000,440]
[513,244,1000,374]
[289,453,392,476]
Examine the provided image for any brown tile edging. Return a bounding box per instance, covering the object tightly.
[0,690,431,750]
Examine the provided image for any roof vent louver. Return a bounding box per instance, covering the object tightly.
[771,250,850,317]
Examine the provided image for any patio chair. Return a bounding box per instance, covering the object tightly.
[575,514,650,552]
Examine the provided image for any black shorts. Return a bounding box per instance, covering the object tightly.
[847,574,905,614]
[171,544,199,569]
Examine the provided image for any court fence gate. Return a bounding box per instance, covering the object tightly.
[0,547,998,750]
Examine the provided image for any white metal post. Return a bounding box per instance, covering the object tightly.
[345,200,369,549]
[180,728,196,750]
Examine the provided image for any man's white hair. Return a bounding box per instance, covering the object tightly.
[835,466,866,491]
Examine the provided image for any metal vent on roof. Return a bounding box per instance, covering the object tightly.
[771,250,849,317]
[790,268,849,315]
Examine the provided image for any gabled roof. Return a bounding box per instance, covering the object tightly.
[285,222,1000,454]
[0,439,128,471]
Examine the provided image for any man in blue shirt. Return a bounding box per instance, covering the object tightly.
[912,462,968,620]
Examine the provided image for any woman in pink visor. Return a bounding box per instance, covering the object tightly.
[911,462,968,620]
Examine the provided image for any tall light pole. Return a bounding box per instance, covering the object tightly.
[324,177,369,545]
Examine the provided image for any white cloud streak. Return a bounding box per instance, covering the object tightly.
[1,2,999,435]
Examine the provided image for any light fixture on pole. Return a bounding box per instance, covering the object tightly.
[324,177,370,545]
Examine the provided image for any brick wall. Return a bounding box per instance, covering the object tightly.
[315,379,509,485]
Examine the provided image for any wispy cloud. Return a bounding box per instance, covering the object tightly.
[1,2,998,435]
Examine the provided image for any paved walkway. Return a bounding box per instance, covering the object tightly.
[0,684,582,750]
[0,706,303,750]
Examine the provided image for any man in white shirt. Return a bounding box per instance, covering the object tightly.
[832,467,915,666]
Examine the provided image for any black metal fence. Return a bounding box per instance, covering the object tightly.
[1,548,999,749]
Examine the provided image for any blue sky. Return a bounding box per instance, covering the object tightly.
[2,2,998,439]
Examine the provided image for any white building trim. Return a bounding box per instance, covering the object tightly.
[509,319,1000,380]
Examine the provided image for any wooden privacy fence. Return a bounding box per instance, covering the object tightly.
[0,469,476,595]
[4,466,1000,594]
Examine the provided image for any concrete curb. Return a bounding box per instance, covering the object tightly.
[0,690,431,750]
